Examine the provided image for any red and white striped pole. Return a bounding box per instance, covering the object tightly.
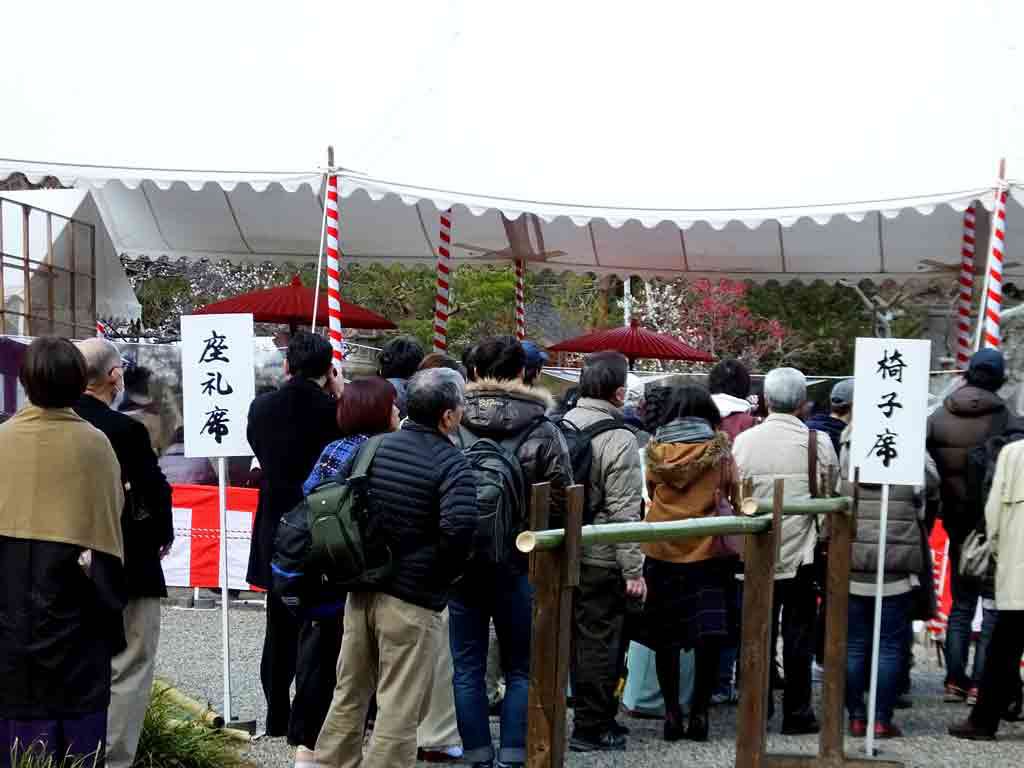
[977,160,1009,350]
[515,258,526,341]
[325,175,344,369]
[955,204,977,368]
[433,210,453,353]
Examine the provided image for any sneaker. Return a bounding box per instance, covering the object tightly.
[849,719,867,738]
[944,684,968,703]
[967,687,979,706]
[874,722,903,739]
[949,718,996,741]
[569,729,627,752]
[780,713,820,735]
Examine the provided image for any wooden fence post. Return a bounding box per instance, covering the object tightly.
[527,483,583,768]
[734,478,783,768]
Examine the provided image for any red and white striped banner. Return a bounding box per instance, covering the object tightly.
[325,175,344,368]
[515,258,526,340]
[955,205,977,368]
[161,484,261,590]
[981,181,1009,350]
[434,210,453,352]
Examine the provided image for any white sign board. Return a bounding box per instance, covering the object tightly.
[849,337,931,486]
[181,314,255,458]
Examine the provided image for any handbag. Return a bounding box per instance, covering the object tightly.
[958,524,996,590]
[711,462,742,558]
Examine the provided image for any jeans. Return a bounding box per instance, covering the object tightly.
[945,560,998,689]
[846,592,912,725]
[449,563,533,765]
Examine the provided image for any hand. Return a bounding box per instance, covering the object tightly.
[625,577,647,601]
[159,541,174,560]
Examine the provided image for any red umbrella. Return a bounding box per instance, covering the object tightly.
[194,275,396,332]
[548,319,713,366]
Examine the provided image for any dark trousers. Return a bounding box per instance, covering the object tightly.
[769,566,817,719]
[1,710,107,768]
[261,593,344,746]
[971,610,1024,732]
[573,564,627,733]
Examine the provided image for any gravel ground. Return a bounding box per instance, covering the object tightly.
[156,602,1024,767]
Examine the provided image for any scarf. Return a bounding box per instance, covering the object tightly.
[654,417,715,444]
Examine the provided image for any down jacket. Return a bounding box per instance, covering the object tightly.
[461,379,573,533]
[927,385,1007,545]
[361,422,478,611]
[563,398,644,579]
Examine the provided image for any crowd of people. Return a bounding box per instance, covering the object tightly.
[2,331,1024,767]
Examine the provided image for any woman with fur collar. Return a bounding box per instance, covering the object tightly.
[637,384,740,744]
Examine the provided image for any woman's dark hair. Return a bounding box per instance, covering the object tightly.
[474,336,526,381]
[708,359,751,399]
[378,336,425,380]
[418,352,468,380]
[19,336,87,409]
[461,345,479,382]
[287,331,333,380]
[656,384,722,431]
[336,377,397,436]
[579,351,628,401]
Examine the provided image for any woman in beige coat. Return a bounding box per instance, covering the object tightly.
[950,439,1024,740]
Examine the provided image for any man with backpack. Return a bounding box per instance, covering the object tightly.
[452,335,573,768]
[927,348,1009,704]
[562,351,646,752]
[314,368,478,768]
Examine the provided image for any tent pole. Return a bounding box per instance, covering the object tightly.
[624,276,632,326]
[972,158,1006,352]
[311,146,334,333]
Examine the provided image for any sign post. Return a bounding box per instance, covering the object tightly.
[181,313,256,724]
[849,337,930,755]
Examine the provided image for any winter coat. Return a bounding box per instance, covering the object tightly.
[461,379,574,531]
[985,440,1024,610]
[644,425,736,564]
[839,428,927,597]
[927,385,1007,546]
[359,422,478,611]
[159,442,217,486]
[246,377,342,589]
[732,413,840,579]
[712,393,758,442]
[563,398,644,578]
[75,394,174,599]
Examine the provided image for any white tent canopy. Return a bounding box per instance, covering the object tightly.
[1,1,1022,280]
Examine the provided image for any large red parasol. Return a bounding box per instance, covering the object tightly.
[194,276,396,332]
[548,319,712,365]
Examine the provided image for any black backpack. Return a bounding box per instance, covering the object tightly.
[459,417,546,565]
[556,416,636,524]
[271,435,392,618]
[965,408,1024,523]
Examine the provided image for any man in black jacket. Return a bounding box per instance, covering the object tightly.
[316,367,478,768]
[74,338,173,768]
[246,332,343,745]
[453,336,573,768]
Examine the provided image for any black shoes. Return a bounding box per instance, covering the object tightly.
[663,713,686,742]
[687,712,710,742]
[569,728,627,752]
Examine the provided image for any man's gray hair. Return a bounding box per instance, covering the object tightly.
[763,367,807,414]
[406,367,465,426]
[76,338,121,386]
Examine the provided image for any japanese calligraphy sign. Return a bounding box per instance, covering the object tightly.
[849,337,931,486]
[181,314,255,458]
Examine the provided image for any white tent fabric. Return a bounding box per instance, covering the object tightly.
[0,190,142,321]
[1,1,1022,280]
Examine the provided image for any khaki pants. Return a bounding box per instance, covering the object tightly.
[416,609,459,750]
[106,598,161,768]
[316,592,441,768]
